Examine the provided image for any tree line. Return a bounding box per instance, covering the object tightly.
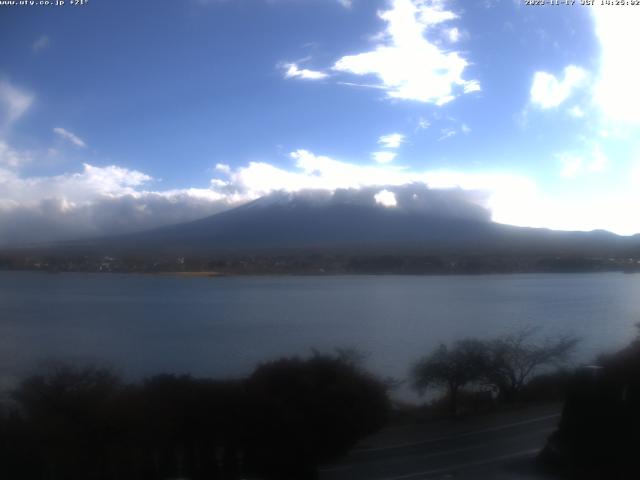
[6,326,632,480]
[0,352,389,480]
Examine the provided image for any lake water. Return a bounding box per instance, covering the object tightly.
[1,271,639,401]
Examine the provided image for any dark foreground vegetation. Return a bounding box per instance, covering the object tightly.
[0,353,390,480]
[2,329,639,479]
[411,327,578,416]
[410,328,640,479]
[539,328,640,479]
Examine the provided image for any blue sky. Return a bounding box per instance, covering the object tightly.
[1,0,639,244]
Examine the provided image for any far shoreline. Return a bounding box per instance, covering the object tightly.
[1,268,638,278]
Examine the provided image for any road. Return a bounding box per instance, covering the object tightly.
[319,404,562,480]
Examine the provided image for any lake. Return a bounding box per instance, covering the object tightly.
[1,271,639,401]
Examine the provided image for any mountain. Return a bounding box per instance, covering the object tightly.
[65,189,637,257]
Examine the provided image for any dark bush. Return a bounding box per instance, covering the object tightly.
[244,354,391,479]
[10,364,122,479]
[519,369,573,403]
[2,353,390,480]
[542,332,640,479]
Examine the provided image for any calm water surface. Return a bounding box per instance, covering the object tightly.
[1,271,639,399]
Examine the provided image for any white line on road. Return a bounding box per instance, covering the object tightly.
[320,444,486,473]
[319,426,553,475]
[378,448,541,480]
[355,414,560,454]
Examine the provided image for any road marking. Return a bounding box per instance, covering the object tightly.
[354,413,560,454]
[378,448,540,480]
[320,444,485,473]
[319,426,553,475]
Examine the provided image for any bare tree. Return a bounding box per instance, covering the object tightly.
[411,339,490,416]
[411,329,579,412]
[485,326,578,401]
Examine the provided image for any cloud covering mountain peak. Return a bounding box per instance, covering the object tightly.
[242,184,491,223]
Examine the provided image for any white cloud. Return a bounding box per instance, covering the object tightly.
[445,27,460,43]
[530,65,588,109]
[372,151,397,164]
[558,153,583,179]
[0,162,234,245]
[378,132,405,148]
[203,148,640,237]
[462,80,481,94]
[438,128,456,141]
[53,127,86,148]
[209,149,537,226]
[0,192,233,246]
[282,63,328,80]
[461,123,471,134]
[418,118,431,130]
[557,145,608,178]
[591,7,640,125]
[631,161,640,186]
[32,35,50,53]
[0,164,151,206]
[0,150,520,238]
[589,145,608,172]
[0,80,34,170]
[332,0,479,104]
[253,184,491,223]
[568,105,585,118]
[374,189,397,207]
[215,163,231,174]
[2,146,636,244]
[0,141,30,169]
[337,0,352,7]
[0,79,34,129]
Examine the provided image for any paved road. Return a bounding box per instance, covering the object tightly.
[319,405,562,480]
